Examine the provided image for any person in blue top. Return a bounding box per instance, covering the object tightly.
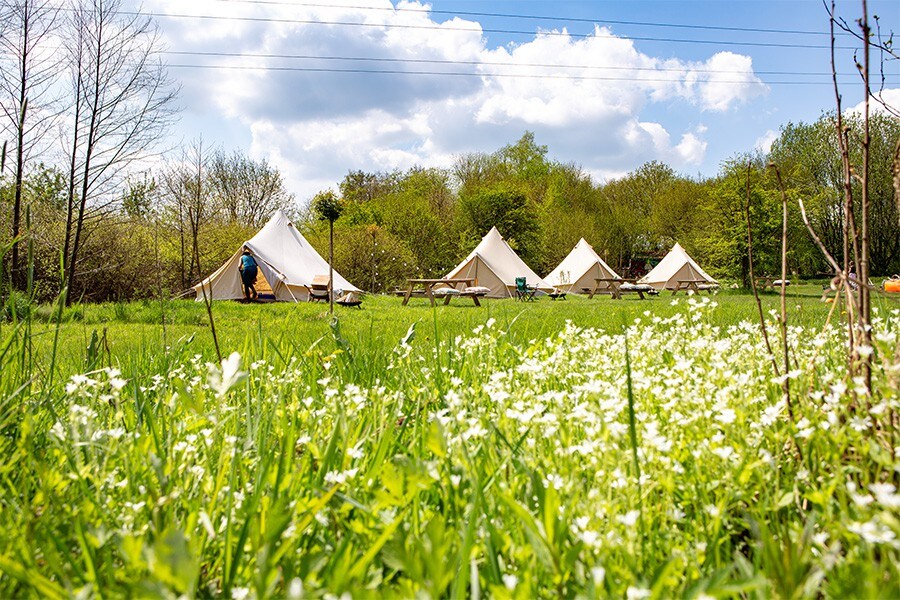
[239,246,258,300]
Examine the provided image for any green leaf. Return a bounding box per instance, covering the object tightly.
[148,527,198,595]
[425,420,447,459]
[775,490,795,510]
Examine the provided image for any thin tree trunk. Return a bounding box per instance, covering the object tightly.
[178,203,186,289]
[777,169,793,424]
[189,147,221,362]
[329,220,334,315]
[828,0,863,373]
[12,99,26,290]
[63,59,83,285]
[10,3,30,291]
[66,6,104,304]
[859,0,872,388]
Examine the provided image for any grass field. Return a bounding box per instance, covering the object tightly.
[18,283,840,371]
[1,284,898,598]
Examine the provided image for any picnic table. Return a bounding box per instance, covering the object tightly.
[671,280,718,294]
[588,278,647,300]
[755,276,776,290]
[755,276,790,291]
[401,278,483,307]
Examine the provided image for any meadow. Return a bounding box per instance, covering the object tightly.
[0,284,897,598]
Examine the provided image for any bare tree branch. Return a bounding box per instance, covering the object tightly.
[64,0,179,302]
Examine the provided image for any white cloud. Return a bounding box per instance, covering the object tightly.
[755,129,778,154]
[674,133,708,165]
[846,88,900,117]
[143,0,770,199]
[693,52,768,111]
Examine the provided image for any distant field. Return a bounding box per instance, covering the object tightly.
[22,283,844,372]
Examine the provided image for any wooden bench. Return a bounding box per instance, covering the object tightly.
[402,278,481,307]
[588,278,628,299]
[589,278,652,300]
[755,276,790,291]
[308,275,330,302]
[671,280,718,295]
[755,276,774,290]
[457,289,487,306]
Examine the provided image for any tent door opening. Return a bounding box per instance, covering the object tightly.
[251,271,275,300]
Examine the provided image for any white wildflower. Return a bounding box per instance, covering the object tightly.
[617,510,640,527]
[231,587,250,600]
[848,520,897,545]
[288,578,304,600]
[627,586,651,599]
[208,352,248,398]
[869,483,900,508]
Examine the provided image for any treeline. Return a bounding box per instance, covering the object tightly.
[0,141,295,302]
[309,115,899,293]
[0,0,178,302]
[1,113,898,303]
[1,0,897,304]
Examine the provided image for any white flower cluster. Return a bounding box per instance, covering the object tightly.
[41,304,898,596]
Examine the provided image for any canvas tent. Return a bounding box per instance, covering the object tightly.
[193,210,359,302]
[444,226,551,298]
[545,238,620,293]
[638,242,718,290]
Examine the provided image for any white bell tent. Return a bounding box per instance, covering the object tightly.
[193,210,359,302]
[638,242,718,290]
[444,226,551,298]
[545,238,620,292]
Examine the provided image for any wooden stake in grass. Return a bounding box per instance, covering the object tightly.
[313,190,344,316]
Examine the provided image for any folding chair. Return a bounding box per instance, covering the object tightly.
[515,277,536,301]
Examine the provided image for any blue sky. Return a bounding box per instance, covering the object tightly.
[141,0,900,199]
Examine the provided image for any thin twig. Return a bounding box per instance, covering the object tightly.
[744,161,780,375]
[767,165,798,422]
[829,1,862,368]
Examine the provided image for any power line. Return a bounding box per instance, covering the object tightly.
[165,62,872,85]
[128,10,860,50]
[208,0,852,38]
[163,49,882,78]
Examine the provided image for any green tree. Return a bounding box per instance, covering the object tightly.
[305,223,416,293]
[339,169,401,205]
[377,168,457,276]
[768,113,900,275]
[538,163,604,275]
[457,182,541,267]
[596,162,678,272]
[497,131,551,205]
[122,173,157,219]
[695,157,821,285]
